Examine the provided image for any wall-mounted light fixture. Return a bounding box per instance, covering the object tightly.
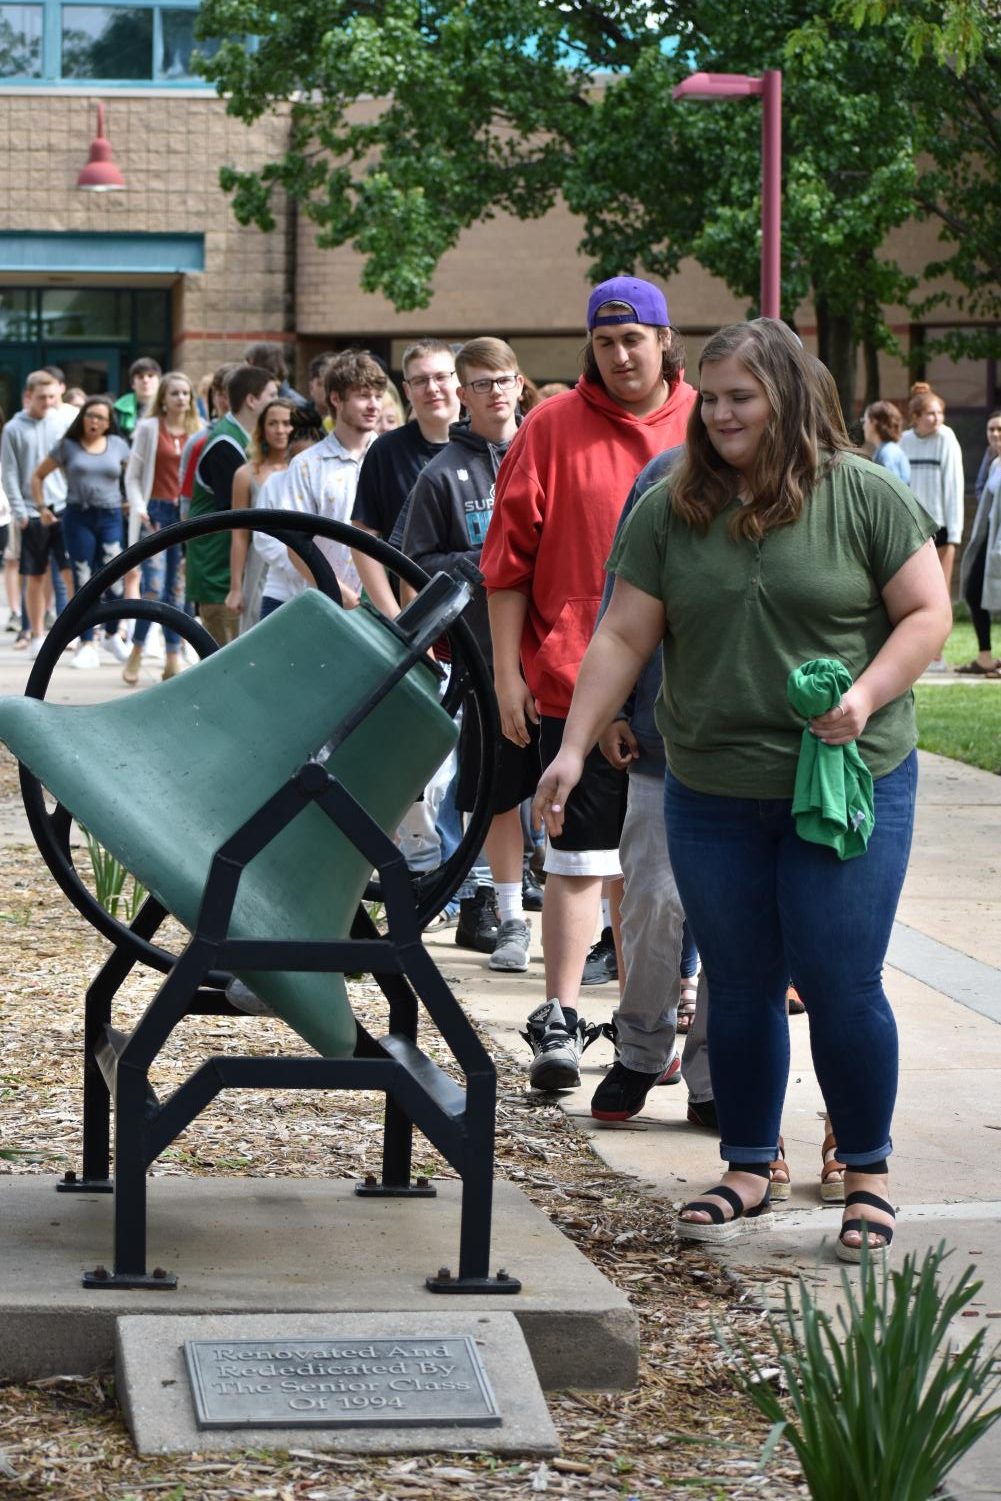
[77,102,126,192]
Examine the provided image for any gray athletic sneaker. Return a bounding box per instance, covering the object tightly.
[488,917,531,972]
[522,998,582,1091]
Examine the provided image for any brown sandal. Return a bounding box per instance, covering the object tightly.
[821,1131,845,1203]
[769,1136,791,1201]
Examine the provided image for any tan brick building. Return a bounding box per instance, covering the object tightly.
[1,19,997,470]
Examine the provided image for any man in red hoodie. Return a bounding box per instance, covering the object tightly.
[481,276,697,1091]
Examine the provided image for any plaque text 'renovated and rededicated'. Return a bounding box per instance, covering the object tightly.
[184,1336,501,1429]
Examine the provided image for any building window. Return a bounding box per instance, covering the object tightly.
[1,0,216,83]
[62,6,153,78]
[0,5,43,77]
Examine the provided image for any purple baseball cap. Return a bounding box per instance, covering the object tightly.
[587,276,670,331]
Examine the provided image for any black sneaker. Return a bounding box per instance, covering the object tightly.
[455,885,499,953]
[522,999,583,1091]
[686,1097,719,1131]
[581,927,617,986]
[586,1019,681,1088]
[522,864,544,912]
[591,1060,664,1121]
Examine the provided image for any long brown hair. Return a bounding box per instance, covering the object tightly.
[248,399,294,467]
[671,319,852,541]
[146,371,202,436]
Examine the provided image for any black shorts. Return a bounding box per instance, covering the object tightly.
[456,708,540,816]
[933,525,949,550]
[539,713,627,873]
[19,517,68,577]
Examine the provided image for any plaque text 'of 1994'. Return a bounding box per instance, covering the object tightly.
[184,1336,501,1429]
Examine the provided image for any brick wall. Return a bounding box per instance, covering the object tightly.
[1,90,292,385]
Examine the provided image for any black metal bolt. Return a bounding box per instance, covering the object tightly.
[496,1268,511,1282]
[152,1267,168,1280]
[364,1173,377,1188]
[63,1170,77,1184]
[416,1176,429,1189]
[436,1266,452,1281]
[91,1265,109,1281]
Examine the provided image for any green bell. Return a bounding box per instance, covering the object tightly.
[0,590,458,1058]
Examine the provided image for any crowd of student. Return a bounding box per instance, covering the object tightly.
[0,291,998,1265]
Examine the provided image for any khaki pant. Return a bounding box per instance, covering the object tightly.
[198,601,240,646]
[614,769,711,1101]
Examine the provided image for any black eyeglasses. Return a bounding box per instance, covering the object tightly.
[466,374,519,394]
[406,371,456,389]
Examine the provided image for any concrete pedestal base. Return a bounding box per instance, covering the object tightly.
[0,1176,636,1391]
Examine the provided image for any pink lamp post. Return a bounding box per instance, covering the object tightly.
[672,70,782,319]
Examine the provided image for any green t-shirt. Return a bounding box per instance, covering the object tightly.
[608,451,937,798]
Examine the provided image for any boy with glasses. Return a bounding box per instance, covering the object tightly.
[402,338,538,971]
[350,338,461,617]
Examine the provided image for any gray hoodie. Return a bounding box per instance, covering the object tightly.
[1,406,73,522]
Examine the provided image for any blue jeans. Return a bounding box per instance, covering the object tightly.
[664,750,917,1167]
[680,919,699,979]
[60,504,124,642]
[134,499,184,647]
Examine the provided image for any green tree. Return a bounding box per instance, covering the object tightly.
[792,1,1001,363]
[195,0,661,310]
[904,23,1001,360]
[194,0,995,405]
[565,1,921,410]
[797,0,992,72]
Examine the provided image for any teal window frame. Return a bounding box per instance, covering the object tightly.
[0,0,216,86]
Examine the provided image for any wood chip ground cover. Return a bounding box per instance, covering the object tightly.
[0,754,807,1500]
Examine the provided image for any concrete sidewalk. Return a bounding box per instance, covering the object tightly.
[1,630,999,1493]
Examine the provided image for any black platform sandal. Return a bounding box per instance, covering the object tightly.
[836,1190,895,1264]
[676,1183,772,1245]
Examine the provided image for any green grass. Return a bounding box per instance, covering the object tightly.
[911,612,1001,776]
[914,685,1001,774]
[939,617,978,668]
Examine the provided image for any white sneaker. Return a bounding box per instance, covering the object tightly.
[144,624,165,662]
[225,977,275,1017]
[28,634,46,659]
[70,641,102,670]
[488,917,531,972]
[103,632,131,662]
[924,658,951,674]
[522,999,582,1091]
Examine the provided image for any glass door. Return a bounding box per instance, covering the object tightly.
[0,346,34,418]
[42,343,122,399]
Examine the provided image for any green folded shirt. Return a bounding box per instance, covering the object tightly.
[788,659,875,861]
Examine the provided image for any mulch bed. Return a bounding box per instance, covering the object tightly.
[0,746,807,1500]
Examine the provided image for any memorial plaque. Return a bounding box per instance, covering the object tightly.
[184,1335,501,1429]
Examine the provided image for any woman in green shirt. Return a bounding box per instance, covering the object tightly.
[534,319,951,1262]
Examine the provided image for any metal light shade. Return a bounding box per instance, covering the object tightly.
[77,103,126,191]
[673,71,763,99]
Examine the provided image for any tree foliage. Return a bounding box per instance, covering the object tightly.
[564,2,924,408]
[196,0,665,309]
[194,0,1001,402]
[906,19,1001,358]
